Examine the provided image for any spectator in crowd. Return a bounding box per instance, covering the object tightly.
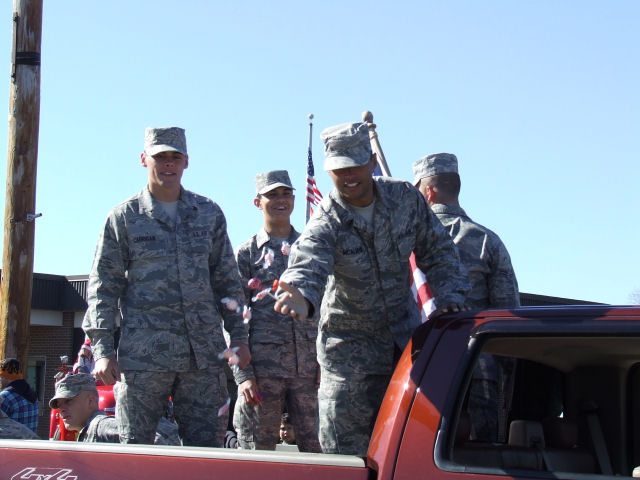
[0,397,39,439]
[0,358,39,434]
[50,373,179,444]
[279,413,296,446]
[73,338,95,375]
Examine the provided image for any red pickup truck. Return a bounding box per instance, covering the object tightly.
[2,305,639,479]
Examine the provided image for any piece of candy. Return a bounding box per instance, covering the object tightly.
[263,248,275,269]
[281,241,291,256]
[220,297,240,313]
[251,288,270,302]
[243,305,252,324]
[218,397,231,417]
[248,277,263,290]
[218,346,240,366]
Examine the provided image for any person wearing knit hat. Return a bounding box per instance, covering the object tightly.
[0,358,39,434]
[73,338,95,375]
[413,152,520,442]
[274,122,470,455]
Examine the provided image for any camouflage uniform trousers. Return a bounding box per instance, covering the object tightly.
[233,375,321,452]
[116,366,228,447]
[318,369,390,456]
[468,354,515,442]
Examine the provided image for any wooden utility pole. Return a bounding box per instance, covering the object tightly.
[0,0,43,366]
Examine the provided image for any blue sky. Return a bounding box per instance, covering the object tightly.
[0,1,638,304]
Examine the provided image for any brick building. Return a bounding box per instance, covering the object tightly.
[2,272,88,438]
[4,271,602,439]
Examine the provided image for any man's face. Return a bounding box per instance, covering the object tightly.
[141,150,188,192]
[57,391,97,431]
[327,156,376,207]
[254,186,294,220]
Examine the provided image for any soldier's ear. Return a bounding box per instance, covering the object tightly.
[253,197,262,209]
[141,153,148,168]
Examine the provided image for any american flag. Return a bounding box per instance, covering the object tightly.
[306,147,323,222]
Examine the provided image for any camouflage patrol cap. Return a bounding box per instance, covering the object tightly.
[321,122,372,171]
[144,127,188,156]
[255,170,295,195]
[412,153,458,185]
[49,374,97,409]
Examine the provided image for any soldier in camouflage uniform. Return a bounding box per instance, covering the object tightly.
[0,399,39,439]
[50,373,120,442]
[413,152,520,442]
[83,127,250,446]
[50,373,179,444]
[233,170,321,452]
[274,122,470,456]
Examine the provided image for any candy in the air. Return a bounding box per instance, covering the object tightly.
[263,248,275,268]
[243,305,252,324]
[221,297,240,313]
[281,241,291,256]
[251,288,270,302]
[218,346,240,366]
[248,277,262,290]
[218,397,231,417]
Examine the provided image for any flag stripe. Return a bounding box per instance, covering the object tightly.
[306,147,322,219]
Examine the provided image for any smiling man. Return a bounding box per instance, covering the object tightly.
[83,127,250,447]
[275,121,470,456]
[232,171,320,452]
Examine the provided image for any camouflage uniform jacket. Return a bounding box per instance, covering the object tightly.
[431,203,520,309]
[234,227,318,384]
[83,186,248,371]
[78,410,119,443]
[0,410,39,439]
[281,177,470,375]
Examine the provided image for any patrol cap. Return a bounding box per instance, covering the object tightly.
[412,153,458,185]
[144,127,188,156]
[321,122,372,171]
[49,374,97,409]
[255,170,295,195]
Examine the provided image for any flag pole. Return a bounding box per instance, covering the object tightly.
[306,113,313,223]
[362,110,391,176]
[362,110,435,320]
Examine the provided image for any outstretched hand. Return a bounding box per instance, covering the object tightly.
[274,281,309,321]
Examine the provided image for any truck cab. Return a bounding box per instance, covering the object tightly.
[369,304,640,479]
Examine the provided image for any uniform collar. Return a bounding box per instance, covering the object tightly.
[78,409,106,438]
[138,186,198,223]
[256,226,298,249]
[328,178,389,227]
[431,203,469,219]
